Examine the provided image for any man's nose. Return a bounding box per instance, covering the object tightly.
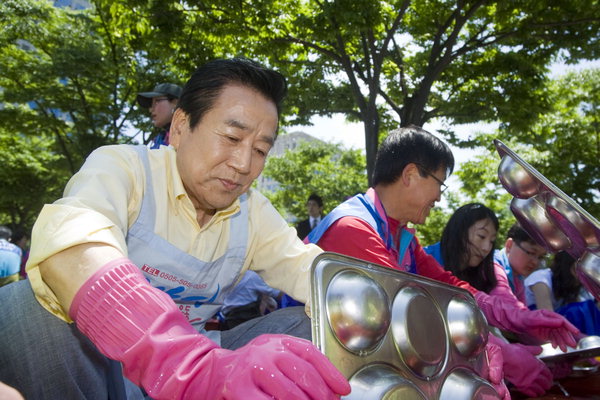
[229,146,252,174]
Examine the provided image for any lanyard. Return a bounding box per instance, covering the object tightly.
[364,188,415,266]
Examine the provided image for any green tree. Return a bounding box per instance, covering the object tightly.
[261,140,368,221]
[81,0,600,182]
[0,130,63,231]
[261,0,600,181]
[455,68,600,219]
[0,0,202,226]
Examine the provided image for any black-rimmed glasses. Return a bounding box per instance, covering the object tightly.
[514,241,548,263]
[416,164,448,194]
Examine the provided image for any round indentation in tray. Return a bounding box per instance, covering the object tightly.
[546,194,600,253]
[438,368,499,400]
[346,363,427,400]
[326,269,390,355]
[446,295,488,358]
[498,155,540,199]
[391,285,447,378]
[510,196,571,252]
[576,250,600,300]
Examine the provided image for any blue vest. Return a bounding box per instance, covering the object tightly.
[307,191,417,273]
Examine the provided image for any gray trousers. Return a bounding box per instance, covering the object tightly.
[0,280,311,399]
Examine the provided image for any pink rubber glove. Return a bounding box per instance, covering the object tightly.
[482,334,510,400]
[70,258,351,400]
[489,335,553,397]
[547,361,573,380]
[475,291,579,351]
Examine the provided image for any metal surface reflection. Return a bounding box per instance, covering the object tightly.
[498,155,540,199]
[510,196,571,253]
[391,286,447,378]
[326,270,390,355]
[311,253,494,399]
[446,295,488,358]
[439,368,500,400]
[494,140,600,303]
[346,364,426,400]
[577,251,600,301]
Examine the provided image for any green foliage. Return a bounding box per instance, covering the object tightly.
[454,68,600,219]
[0,0,198,227]
[261,140,368,221]
[0,0,598,235]
[256,0,600,179]
[415,206,452,247]
[0,130,63,231]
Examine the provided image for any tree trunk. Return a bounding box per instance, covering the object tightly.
[364,106,380,186]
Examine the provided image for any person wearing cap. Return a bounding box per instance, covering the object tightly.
[0,58,350,399]
[137,82,182,149]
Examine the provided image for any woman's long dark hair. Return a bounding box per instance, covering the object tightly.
[441,203,498,293]
[551,251,581,305]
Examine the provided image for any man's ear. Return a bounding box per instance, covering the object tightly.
[505,238,514,253]
[169,109,187,149]
[401,163,419,187]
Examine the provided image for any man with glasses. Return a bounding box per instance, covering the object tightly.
[306,125,456,275]
[137,82,182,148]
[494,223,549,304]
[306,126,578,398]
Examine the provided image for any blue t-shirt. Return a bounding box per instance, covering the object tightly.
[0,239,22,278]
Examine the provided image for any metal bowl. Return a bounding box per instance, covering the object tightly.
[576,250,600,302]
[510,196,571,252]
[546,194,600,256]
[438,368,499,400]
[446,295,488,358]
[539,335,600,363]
[498,155,540,199]
[345,363,426,400]
[391,285,447,378]
[326,269,391,355]
[578,335,600,350]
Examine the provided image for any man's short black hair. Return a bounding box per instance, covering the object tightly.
[178,58,287,135]
[506,223,536,244]
[307,194,323,208]
[372,125,454,186]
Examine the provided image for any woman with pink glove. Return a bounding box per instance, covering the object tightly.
[425,203,579,396]
[0,59,350,399]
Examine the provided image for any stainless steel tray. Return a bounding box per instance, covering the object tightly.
[494,140,600,301]
[539,336,600,363]
[310,252,499,399]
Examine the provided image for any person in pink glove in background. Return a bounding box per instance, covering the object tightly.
[424,203,559,397]
[0,58,350,400]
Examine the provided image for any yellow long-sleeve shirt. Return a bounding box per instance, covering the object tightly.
[27,144,322,321]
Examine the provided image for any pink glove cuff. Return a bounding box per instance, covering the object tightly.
[69,257,132,320]
[69,258,197,359]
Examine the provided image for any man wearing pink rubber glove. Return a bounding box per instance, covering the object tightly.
[306,127,512,398]
[0,59,350,399]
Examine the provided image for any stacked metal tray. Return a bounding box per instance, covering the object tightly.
[310,252,500,399]
[494,140,600,302]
